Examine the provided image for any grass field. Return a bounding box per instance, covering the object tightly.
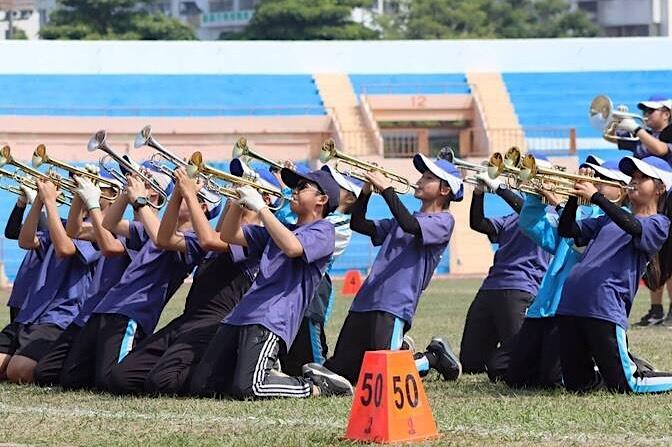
[2,278,672,446]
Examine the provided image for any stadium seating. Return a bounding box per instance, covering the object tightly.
[0,75,325,116]
[504,70,672,140]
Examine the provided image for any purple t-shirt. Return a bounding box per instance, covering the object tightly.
[619,129,672,166]
[479,213,550,295]
[15,232,100,329]
[92,221,205,334]
[349,212,455,326]
[72,242,132,327]
[223,219,335,347]
[229,244,260,283]
[557,214,670,329]
[7,231,48,309]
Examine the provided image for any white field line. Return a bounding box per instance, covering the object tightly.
[0,402,343,429]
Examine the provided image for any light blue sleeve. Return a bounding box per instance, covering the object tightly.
[518,194,560,255]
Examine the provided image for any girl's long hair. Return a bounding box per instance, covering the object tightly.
[644,181,672,290]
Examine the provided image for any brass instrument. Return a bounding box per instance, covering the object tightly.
[133,125,219,204]
[589,95,645,144]
[232,137,283,172]
[32,144,119,201]
[0,145,73,205]
[187,151,283,208]
[319,138,414,194]
[0,167,70,205]
[87,130,167,210]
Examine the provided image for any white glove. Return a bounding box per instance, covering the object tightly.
[475,172,502,193]
[74,176,102,210]
[237,185,266,212]
[617,118,640,133]
[20,185,36,205]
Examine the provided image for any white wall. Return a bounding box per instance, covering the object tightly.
[0,38,671,74]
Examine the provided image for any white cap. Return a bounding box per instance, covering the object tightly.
[413,153,464,201]
[320,165,362,197]
[619,156,672,190]
[637,100,672,111]
[580,162,631,185]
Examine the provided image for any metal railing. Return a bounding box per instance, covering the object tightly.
[359,82,471,95]
[462,127,577,157]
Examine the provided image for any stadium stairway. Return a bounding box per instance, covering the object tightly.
[466,72,525,153]
[313,73,377,156]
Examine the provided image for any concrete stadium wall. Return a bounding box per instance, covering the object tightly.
[0,38,671,74]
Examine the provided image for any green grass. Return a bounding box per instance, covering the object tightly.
[2,279,672,446]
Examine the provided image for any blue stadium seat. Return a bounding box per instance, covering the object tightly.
[0,75,325,116]
[504,70,672,140]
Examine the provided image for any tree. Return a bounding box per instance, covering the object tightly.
[378,0,600,39]
[231,0,378,40]
[41,0,197,40]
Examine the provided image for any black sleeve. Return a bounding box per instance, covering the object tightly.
[469,191,497,241]
[591,192,642,236]
[350,190,377,237]
[496,187,523,214]
[558,196,581,240]
[4,204,26,240]
[381,187,421,236]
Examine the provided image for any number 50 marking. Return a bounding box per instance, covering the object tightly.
[393,374,419,409]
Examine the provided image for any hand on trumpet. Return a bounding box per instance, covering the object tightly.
[474,172,502,194]
[365,170,392,194]
[535,186,562,207]
[18,184,36,206]
[73,176,102,211]
[617,118,640,133]
[174,168,201,198]
[573,167,599,202]
[36,177,60,204]
[125,175,149,204]
[236,185,267,213]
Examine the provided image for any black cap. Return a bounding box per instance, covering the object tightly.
[280,168,340,214]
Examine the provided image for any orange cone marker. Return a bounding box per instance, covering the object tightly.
[341,269,363,296]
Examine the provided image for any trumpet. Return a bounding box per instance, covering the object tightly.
[32,144,119,201]
[0,167,71,206]
[319,138,414,194]
[134,125,220,204]
[589,95,645,144]
[0,145,74,204]
[87,130,167,210]
[187,151,284,209]
[441,147,514,186]
[232,137,283,172]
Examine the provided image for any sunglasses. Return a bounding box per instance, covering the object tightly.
[294,180,323,194]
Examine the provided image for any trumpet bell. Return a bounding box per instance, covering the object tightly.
[519,154,537,181]
[320,139,336,163]
[88,130,107,152]
[487,153,504,179]
[32,144,47,168]
[589,94,612,132]
[134,125,152,149]
[232,137,248,159]
[503,147,521,169]
[187,151,203,178]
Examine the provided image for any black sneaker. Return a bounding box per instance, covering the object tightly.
[634,307,665,327]
[426,337,461,381]
[662,308,672,326]
[302,363,353,397]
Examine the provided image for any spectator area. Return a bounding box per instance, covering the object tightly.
[349,74,470,96]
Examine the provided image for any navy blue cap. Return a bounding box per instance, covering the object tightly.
[281,168,340,214]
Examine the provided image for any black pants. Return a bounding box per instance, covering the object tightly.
[503,317,562,389]
[279,317,327,376]
[323,311,407,385]
[34,324,82,386]
[108,316,219,395]
[9,307,19,324]
[460,289,533,374]
[188,324,312,399]
[60,314,144,391]
[559,316,672,394]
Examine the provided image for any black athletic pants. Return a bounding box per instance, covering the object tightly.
[188,323,312,399]
[459,289,533,374]
[108,316,219,395]
[60,314,144,391]
[279,317,327,376]
[34,323,82,386]
[9,307,19,324]
[559,316,672,394]
[502,317,562,389]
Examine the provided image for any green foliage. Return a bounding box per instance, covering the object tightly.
[8,27,28,39]
[379,0,600,39]
[41,0,197,40]
[232,0,378,40]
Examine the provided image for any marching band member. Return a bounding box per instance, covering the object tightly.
[315,154,462,386]
[58,167,204,391]
[188,168,349,399]
[557,156,672,393]
[505,156,630,389]
[33,172,130,386]
[617,96,672,325]
[460,172,550,377]
[107,168,260,396]
[0,178,99,384]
